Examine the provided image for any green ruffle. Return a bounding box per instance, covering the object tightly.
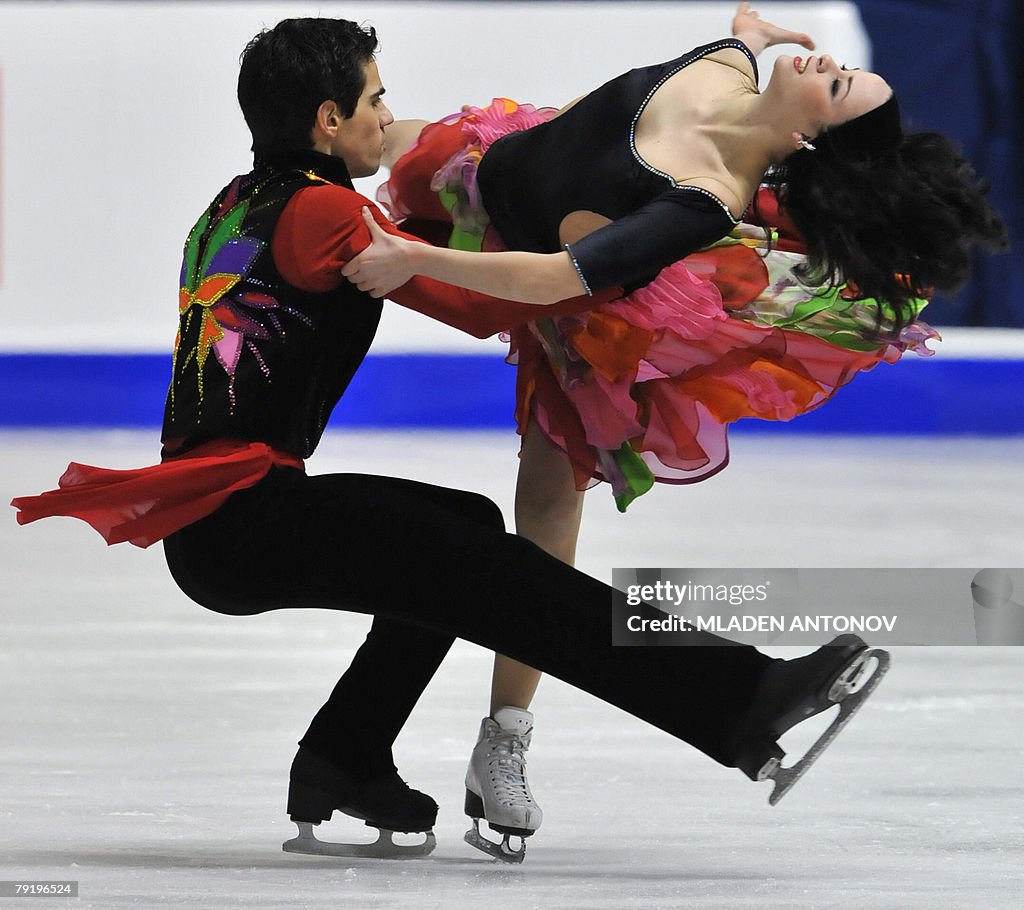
[611,443,656,513]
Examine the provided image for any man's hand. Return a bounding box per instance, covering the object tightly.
[342,208,418,298]
[732,2,815,55]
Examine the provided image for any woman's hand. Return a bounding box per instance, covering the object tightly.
[342,208,419,298]
[732,2,814,55]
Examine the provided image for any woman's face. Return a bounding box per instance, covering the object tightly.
[770,53,892,137]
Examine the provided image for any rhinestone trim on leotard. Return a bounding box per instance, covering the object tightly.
[564,243,594,296]
[629,39,758,226]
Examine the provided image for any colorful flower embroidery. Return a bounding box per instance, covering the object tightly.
[173,178,299,413]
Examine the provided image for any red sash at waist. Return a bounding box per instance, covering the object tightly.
[10,440,304,549]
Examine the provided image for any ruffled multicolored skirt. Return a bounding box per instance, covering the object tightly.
[378,100,937,511]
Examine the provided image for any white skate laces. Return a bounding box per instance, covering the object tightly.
[483,724,532,807]
[463,706,543,863]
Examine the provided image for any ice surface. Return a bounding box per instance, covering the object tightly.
[2,430,1022,908]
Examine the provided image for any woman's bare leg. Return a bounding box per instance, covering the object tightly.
[489,417,584,714]
[382,120,430,170]
[465,417,584,857]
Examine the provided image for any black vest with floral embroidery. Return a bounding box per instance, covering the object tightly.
[162,151,381,458]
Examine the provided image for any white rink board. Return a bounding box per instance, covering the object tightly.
[0,1,867,353]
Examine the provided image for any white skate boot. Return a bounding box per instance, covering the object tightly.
[463,706,542,863]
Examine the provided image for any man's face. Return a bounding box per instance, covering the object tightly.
[331,59,394,178]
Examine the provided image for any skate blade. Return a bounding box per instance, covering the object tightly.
[766,648,890,806]
[464,819,527,864]
[282,821,436,859]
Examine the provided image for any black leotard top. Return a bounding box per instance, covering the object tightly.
[476,39,758,294]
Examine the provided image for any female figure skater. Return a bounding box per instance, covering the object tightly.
[344,2,1007,853]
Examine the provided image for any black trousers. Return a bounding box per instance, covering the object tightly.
[163,467,770,778]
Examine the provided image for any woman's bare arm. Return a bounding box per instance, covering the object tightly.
[342,208,586,304]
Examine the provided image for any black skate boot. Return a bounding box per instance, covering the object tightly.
[728,634,890,805]
[282,746,437,858]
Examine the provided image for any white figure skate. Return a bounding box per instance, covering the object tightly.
[464,707,542,863]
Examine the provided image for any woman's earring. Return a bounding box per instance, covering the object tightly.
[798,134,816,151]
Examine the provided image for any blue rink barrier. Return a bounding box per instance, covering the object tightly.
[0,352,1022,434]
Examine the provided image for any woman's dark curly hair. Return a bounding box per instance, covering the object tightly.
[763,130,1007,332]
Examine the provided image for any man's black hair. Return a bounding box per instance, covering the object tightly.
[237,18,379,159]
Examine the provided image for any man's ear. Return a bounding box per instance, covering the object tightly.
[314,99,342,138]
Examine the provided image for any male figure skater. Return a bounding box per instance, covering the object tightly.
[163,18,605,858]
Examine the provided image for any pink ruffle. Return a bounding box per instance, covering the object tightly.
[515,260,898,491]
[455,99,557,153]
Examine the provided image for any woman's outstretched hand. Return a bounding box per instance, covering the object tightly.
[732,2,815,54]
[342,208,417,298]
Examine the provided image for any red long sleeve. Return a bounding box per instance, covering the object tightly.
[272,185,616,339]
